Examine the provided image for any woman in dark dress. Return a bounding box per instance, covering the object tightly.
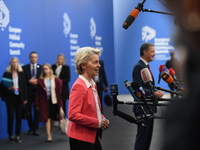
[1,57,27,143]
[52,54,70,115]
[35,63,63,142]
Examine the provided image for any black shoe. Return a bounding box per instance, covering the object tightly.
[46,139,52,142]
[46,137,52,142]
[8,135,15,142]
[33,131,40,136]
[15,136,22,143]
[27,130,33,135]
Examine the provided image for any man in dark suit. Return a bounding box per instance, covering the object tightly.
[94,60,108,113]
[52,54,70,115]
[132,43,164,150]
[22,52,42,136]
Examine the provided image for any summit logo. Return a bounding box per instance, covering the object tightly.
[142,26,156,42]
[63,12,71,37]
[0,0,10,31]
[90,17,96,39]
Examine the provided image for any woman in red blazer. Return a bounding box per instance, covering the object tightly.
[67,47,110,150]
[35,63,63,142]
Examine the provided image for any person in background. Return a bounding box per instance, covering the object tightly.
[165,51,180,73]
[52,54,70,115]
[93,59,108,113]
[1,57,27,143]
[22,52,42,136]
[165,51,181,98]
[132,43,164,150]
[35,63,63,142]
[67,47,110,150]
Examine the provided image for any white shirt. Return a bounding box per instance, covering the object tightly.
[12,74,19,95]
[140,57,148,66]
[55,65,62,77]
[31,63,37,78]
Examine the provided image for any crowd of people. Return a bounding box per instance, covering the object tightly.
[0,52,71,143]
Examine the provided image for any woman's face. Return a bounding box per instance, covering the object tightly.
[81,54,101,79]
[57,55,65,65]
[43,65,51,76]
[11,58,19,71]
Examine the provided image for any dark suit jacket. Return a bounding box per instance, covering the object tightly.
[132,59,156,114]
[97,60,108,90]
[35,77,63,122]
[52,64,70,100]
[22,64,42,98]
[1,71,27,103]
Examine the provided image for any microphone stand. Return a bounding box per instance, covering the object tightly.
[154,86,183,96]
[111,94,146,126]
[141,8,174,15]
[137,0,174,15]
[149,82,158,104]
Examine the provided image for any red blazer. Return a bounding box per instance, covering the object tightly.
[67,77,105,144]
[35,77,63,122]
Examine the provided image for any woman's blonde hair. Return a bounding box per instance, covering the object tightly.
[75,47,101,74]
[6,57,23,73]
[40,63,55,79]
[56,54,66,66]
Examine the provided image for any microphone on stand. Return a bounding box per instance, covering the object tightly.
[160,71,181,90]
[124,80,137,100]
[158,65,165,84]
[141,68,158,104]
[122,0,146,29]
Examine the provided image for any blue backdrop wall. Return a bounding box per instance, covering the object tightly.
[0,0,114,139]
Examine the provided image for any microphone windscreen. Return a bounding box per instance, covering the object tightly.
[124,80,131,87]
[163,68,169,73]
[161,72,174,84]
[122,9,140,29]
[159,65,165,72]
[141,68,152,83]
[131,82,140,90]
[129,8,140,18]
[168,68,176,76]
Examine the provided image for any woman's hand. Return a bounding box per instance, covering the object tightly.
[101,119,110,130]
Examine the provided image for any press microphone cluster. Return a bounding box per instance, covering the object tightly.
[158,65,183,86]
[168,68,183,85]
[131,82,154,114]
[111,83,147,126]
